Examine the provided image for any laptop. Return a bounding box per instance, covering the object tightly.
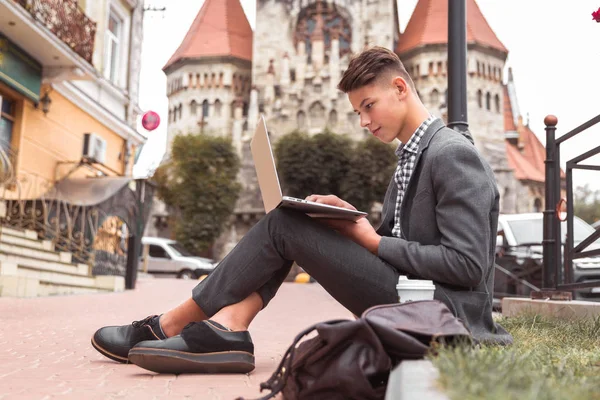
[251,115,367,221]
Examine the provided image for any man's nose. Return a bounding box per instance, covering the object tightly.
[360,115,370,128]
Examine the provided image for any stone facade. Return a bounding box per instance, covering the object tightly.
[249,0,398,141]
[164,58,252,157]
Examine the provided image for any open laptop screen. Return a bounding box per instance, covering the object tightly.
[250,115,284,213]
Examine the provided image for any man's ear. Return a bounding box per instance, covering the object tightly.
[392,76,408,99]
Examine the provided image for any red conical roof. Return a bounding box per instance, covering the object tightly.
[396,0,507,56]
[163,0,253,71]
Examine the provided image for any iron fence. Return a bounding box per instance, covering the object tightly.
[543,114,600,295]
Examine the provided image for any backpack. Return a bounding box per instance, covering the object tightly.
[238,300,472,400]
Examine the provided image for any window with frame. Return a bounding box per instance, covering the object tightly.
[0,95,16,153]
[149,245,170,259]
[104,9,123,84]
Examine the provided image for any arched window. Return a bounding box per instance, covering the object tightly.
[485,92,491,110]
[294,2,352,64]
[494,94,501,113]
[177,104,182,120]
[477,90,483,108]
[297,111,306,129]
[190,100,198,115]
[328,109,338,127]
[430,89,440,107]
[214,99,222,117]
[534,198,542,212]
[168,109,173,123]
[309,101,325,127]
[202,100,209,118]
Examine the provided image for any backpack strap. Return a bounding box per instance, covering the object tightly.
[238,319,349,400]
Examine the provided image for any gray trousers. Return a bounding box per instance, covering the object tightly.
[192,208,400,317]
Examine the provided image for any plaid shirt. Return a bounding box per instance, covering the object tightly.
[391,116,437,238]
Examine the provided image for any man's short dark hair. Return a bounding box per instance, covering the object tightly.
[337,46,416,93]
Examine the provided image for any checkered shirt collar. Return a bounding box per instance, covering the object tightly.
[395,116,436,158]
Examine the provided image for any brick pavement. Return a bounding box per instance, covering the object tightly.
[0,279,352,400]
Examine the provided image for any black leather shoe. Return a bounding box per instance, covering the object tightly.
[128,320,255,374]
[91,315,166,363]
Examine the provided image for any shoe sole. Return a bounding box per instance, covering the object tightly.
[91,336,129,364]
[128,347,255,374]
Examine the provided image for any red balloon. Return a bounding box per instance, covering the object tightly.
[142,111,160,131]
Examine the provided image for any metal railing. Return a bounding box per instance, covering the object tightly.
[13,0,96,64]
[543,114,600,295]
[0,143,118,266]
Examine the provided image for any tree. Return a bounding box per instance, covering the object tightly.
[342,137,397,212]
[153,134,240,254]
[274,130,397,213]
[574,184,600,225]
[275,130,354,199]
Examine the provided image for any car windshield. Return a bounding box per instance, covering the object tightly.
[168,242,193,257]
[507,218,598,246]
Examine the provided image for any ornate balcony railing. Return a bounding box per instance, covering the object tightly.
[13,0,96,64]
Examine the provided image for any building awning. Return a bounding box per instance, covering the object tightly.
[45,177,133,206]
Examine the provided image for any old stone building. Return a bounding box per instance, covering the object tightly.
[150,0,551,259]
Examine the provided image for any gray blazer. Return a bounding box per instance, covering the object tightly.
[376,119,512,344]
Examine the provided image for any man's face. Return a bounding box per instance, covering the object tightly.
[347,78,407,144]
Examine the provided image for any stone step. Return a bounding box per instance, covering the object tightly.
[0,266,124,297]
[0,226,38,240]
[0,253,88,276]
[37,283,104,296]
[0,232,54,251]
[0,242,71,263]
[16,267,97,287]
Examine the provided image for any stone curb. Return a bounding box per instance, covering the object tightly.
[385,359,449,400]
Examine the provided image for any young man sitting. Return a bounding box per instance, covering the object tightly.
[91,46,512,374]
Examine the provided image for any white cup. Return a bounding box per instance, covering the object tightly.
[396,275,436,303]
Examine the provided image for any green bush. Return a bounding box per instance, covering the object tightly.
[274,130,396,212]
[153,134,240,254]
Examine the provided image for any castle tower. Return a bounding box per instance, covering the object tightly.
[395,0,515,211]
[251,0,400,140]
[162,0,253,158]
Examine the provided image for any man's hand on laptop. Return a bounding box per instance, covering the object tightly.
[305,194,357,211]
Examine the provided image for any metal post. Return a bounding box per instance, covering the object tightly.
[565,163,574,286]
[554,142,562,286]
[125,179,144,289]
[447,0,471,141]
[542,115,558,289]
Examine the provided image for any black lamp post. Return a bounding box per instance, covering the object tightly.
[447,0,473,143]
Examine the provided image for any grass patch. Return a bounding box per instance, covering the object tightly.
[431,314,600,400]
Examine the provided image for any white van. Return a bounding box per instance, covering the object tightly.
[140,237,216,279]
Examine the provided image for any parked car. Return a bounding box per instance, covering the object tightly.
[592,220,600,230]
[495,213,600,301]
[140,237,216,279]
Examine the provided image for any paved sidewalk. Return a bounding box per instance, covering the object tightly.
[0,279,352,400]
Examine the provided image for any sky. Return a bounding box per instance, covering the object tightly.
[133,0,600,191]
